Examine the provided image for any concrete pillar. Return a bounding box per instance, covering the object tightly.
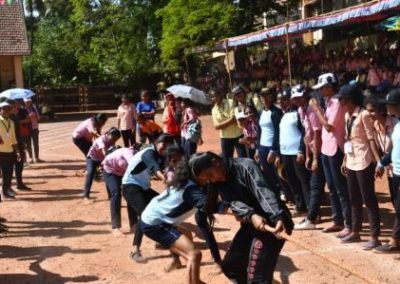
[13,56,24,88]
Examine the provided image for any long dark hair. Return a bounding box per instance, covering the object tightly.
[189,152,224,227]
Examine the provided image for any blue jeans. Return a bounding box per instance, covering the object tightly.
[84,158,101,198]
[103,172,137,229]
[220,137,246,161]
[307,158,326,221]
[321,149,351,228]
[258,145,281,195]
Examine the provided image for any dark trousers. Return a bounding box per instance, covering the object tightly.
[195,210,221,263]
[182,138,197,158]
[321,149,352,228]
[121,129,136,148]
[73,137,92,157]
[307,159,326,221]
[391,175,400,240]
[0,152,15,194]
[27,128,39,159]
[103,172,137,229]
[220,137,246,161]
[388,176,398,206]
[281,155,310,212]
[15,150,25,186]
[258,145,281,195]
[83,158,101,198]
[246,146,256,160]
[221,223,285,284]
[122,184,158,248]
[346,163,380,237]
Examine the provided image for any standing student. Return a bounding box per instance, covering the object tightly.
[338,85,381,248]
[72,113,108,157]
[256,87,283,195]
[237,104,260,159]
[209,90,245,160]
[136,90,156,144]
[0,101,20,200]
[117,94,137,148]
[375,89,400,254]
[122,134,174,263]
[9,100,31,191]
[366,96,398,205]
[102,146,138,235]
[24,98,42,163]
[15,100,31,164]
[181,99,203,158]
[162,93,181,146]
[189,152,293,284]
[83,127,121,200]
[275,88,308,215]
[310,73,352,238]
[291,87,326,230]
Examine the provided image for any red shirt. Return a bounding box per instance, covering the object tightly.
[163,105,180,136]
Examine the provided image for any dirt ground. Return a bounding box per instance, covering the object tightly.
[0,112,399,284]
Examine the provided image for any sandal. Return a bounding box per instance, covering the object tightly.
[322,224,344,233]
[336,228,351,239]
[341,234,361,243]
[373,243,400,254]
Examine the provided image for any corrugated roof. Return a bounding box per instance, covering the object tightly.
[0,2,30,55]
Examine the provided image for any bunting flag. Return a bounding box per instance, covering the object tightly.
[0,0,17,5]
[376,16,400,31]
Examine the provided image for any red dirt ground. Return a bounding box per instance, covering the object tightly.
[0,112,399,284]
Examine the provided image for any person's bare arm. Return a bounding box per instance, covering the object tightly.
[214,117,236,130]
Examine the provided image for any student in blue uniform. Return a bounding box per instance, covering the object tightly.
[122,133,174,263]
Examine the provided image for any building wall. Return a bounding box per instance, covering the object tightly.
[0,56,15,91]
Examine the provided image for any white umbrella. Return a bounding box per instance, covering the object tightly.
[167,84,211,105]
[0,88,36,100]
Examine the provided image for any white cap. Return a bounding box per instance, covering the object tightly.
[0,101,11,108]
[312,73,337,90]
[290,84,306,99]
[23,97,32,102]
[235,111,248,120]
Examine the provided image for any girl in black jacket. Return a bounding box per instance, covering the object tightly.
[189,152,293,284]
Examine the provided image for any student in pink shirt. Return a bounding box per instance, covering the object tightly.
[72,113,108,157]
[102,146,138,235]
[338,85,381,249]
[367,59,382,92]
[310,73,352,239]
[117,94,136,148]
[24,98,43,163]
[84,127,121,201]
[291,86,326,230]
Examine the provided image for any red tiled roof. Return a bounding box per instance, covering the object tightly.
[0,2,30,55]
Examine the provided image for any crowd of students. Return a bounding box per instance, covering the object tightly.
[0,97,42,221]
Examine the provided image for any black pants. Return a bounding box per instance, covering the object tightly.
[221,223,285,284]
[220,137,246,161]
[195,210,221,263]
[0,152,15,194]
[15,149,26,186]
[73,137,92,157]
[388,176,398,206]
[391,175,400,240]
[307,158,326,221]
[346,163,380,237]
[182,138,197,158]
[281,155,310,212]
[27,128,39,159]
[121,129,136,148]
[122,184,158,248]
[103,172,137,229]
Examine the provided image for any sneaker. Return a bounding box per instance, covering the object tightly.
[2,192,15,199]
[129,251,147,264]
[294,219,316,230]
[373,242,400,254]
[17,184,32,191]
[341,234,361,243]
[7,190,16,197]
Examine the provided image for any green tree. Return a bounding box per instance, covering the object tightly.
[156,0,236,70]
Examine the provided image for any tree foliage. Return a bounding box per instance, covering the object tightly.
[23,0,294,86]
